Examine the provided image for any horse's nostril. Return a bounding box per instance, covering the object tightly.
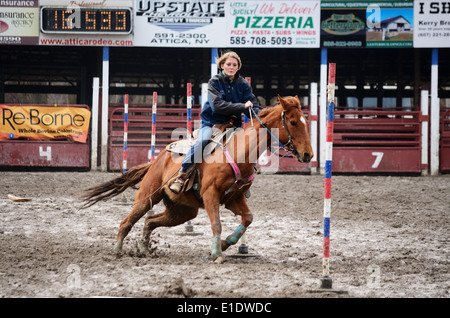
[304,153,311,162]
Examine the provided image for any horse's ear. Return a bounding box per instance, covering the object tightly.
[278,94,287,109]
[295,95,301,108]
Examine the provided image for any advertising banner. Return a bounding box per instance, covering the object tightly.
[0,105,91,143]
[414,0,450,47]
[0,0,39,45]
[133,0,226,47]
[226,0,320,48]
[321,1,413,48]
[133,0,320,48]
[38,0,133,47]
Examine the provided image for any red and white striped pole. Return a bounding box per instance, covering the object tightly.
[122,94,129,173]
[187,83,193,140]
[150,91,157,162]
[321,63,336,289]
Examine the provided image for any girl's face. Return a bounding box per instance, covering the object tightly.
[221,57,239,79]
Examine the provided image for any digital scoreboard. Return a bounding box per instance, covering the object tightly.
[40,7,132,34]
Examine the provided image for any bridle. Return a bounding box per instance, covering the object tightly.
[280,108,301,158]
[250,106,301,159]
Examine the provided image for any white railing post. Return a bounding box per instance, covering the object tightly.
[91,77,99,170]
[420,90,429,176]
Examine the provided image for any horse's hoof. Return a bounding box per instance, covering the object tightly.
[137,239,151,256]
[214,256,225,264]
[221,240,230,252]
[113,242,123,255]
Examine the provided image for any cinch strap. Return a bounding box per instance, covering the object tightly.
[223,146,242,180]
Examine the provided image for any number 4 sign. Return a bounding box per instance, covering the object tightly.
[39,146,52,161]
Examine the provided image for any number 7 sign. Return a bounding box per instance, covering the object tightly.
[371,151,384,169]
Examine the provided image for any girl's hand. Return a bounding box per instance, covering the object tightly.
[244,101,253,109]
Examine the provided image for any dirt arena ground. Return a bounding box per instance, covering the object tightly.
[0,170,448,298]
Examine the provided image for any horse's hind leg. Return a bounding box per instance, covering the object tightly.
[114,191,163,254]
[114,155,168,254]
[138,200,198,255]
[114,200,150,254]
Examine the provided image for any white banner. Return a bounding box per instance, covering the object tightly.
[133,0,226,47]
[414,0,450,47]
[133,0,321,48]
[226,0,320,48]
[0,0,39,45]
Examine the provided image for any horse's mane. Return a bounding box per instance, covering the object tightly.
[257,96,300,119]
[258,104,281,119]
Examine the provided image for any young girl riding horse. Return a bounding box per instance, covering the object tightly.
[169,51,260,194]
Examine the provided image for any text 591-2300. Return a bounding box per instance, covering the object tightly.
[221,302,272,313]
[151,33,210,45]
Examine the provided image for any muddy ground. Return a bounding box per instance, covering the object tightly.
[0,170,448,299]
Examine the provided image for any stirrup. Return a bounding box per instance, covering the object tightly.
[169,165,195,194]
[169,177,186,194]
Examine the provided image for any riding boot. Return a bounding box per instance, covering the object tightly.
[169,164,196,194]
[169,174,188,194]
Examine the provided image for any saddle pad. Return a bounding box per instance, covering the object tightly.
[166,139,194,155]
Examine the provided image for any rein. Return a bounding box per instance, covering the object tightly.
[249,106,295,159]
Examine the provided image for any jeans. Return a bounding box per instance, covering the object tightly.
[181,125,213,172]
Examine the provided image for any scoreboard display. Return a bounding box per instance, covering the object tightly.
[40,7,132,34]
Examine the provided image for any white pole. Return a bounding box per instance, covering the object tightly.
[201,83,208,109]
[211,48,218,77]
[319,49,328,175]
[430,49,439,176]
[101,47,109,172]
[310,82,318,174]
[421,90,429,176]
[91,77,99,171]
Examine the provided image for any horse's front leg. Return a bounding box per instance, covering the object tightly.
[222,195,253,252]
[203,190,224,263]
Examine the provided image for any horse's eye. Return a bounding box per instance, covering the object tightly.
[290,121,296,126]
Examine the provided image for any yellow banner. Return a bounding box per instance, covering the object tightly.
[0,105,91,143]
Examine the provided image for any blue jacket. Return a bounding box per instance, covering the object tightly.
[201,71,259,128]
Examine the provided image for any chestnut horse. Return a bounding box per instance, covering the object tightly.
[81,95,313,263]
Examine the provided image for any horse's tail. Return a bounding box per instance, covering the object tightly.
[80,162,152,209]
